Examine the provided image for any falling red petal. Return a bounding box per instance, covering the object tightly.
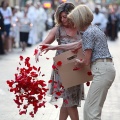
[34,49,38,55]
[57,61,62,66]
[19,56,24,61]
[73,67,80,71]
[87,71,92,76]
[54,105,58,108]
[86,81,90,86]
[48,80,53,83]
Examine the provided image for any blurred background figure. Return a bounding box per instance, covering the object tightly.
[0,11,5,55]
[35,1,47,42]
[106,8,118,41]
[19,7,31,51]
[9,7,19,49]
[116,6,120,32]
[26,0,37,47]
[92,7,107,33]
[0,0,12,53]
[13,6,23,48]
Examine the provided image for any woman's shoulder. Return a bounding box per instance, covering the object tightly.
[84,25,97,34]
[49,26,62,34]
[49,26,58,33]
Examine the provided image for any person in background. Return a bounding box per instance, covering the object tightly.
[35,2,84,120]
[0,11,6,55]
[35,1,47,42]
[92,7,107,33]
[19,7,31,51]
[26,0,37,46]
[106,8,118,41]
[33,1,47,43]
[9,7,18,49]
[14,6,23,48]
[0,0,12,52]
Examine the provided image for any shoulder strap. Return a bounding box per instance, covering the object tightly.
[56,26,61,45]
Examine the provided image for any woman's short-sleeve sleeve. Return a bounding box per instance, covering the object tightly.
[82,30,95,51]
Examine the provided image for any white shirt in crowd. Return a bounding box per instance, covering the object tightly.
[19,16,31,33]
[92,12,107,32]
[0,7,12,25]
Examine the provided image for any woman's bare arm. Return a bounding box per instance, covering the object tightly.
[41,27,58,44]
[40,40,82,51]
[56,40,82,50]
[35,27,57,62]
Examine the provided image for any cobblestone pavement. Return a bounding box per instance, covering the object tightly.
[0,32,120,120]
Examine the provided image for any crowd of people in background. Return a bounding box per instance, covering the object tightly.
[92,6,119,41]
[0,0,120,55]
[0,0,52,55]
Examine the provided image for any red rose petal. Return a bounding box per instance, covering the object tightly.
[57,61,62,66]
[64,99,68,104]
[54,105,58,108]
[73,67,80,71]
[87,71,92,76]
[52,64,57,69]
[56,91,61,96]
[41,45,48,50]
[34,49,38,55]
[48,80,53,83]
[46,57,49,60]
[19,56,23,61]
[86,81,90,86]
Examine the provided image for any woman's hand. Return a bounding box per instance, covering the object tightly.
[34,47,41,62]
[71,41,82,53]
[39,44,58,53]
[74,59,84,68]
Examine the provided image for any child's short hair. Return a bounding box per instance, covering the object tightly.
[68,5,93,30]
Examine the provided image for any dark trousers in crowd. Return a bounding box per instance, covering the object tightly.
[0,36,5,54]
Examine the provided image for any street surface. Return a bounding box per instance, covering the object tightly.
[0,32,120,120]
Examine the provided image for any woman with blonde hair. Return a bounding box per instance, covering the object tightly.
[41,4,116,120]
[69,5,115,120]
[36,2,84,120]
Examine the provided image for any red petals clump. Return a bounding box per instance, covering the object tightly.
[6,55,48,117]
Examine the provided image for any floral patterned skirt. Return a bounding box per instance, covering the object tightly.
[47,69,85,107]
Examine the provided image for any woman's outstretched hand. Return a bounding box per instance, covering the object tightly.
[34,47,41,62]
[34,44,57,62]
[39,44,57,53]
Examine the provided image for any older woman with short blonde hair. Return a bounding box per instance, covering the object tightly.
[68,5,116,120]
[41,4,116,120]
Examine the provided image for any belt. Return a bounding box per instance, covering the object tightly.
[92,58,112,64]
